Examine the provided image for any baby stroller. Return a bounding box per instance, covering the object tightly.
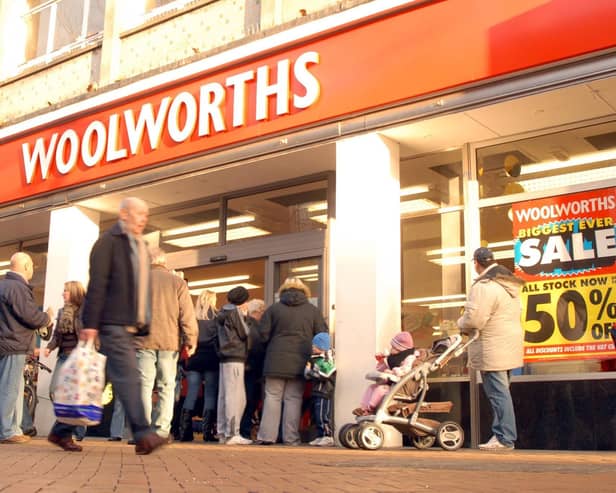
[338,329,478,451]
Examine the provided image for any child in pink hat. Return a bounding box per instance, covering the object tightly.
[353,331,417,416]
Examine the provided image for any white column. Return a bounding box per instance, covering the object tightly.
[333,133,401,446]
[36,206,100,435]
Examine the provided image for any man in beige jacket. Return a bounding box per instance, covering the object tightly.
[134,248,198,442]
[457,247,524,451]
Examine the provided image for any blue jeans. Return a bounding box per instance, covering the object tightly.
[0,354,26,440]
[136,349,178,437]
[183,370,219,413]
[311,395,332,438]
[98,325,150,441]
[109,398,128,439]
[481,370,517,447]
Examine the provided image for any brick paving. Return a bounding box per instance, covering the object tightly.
[0,438,614,493]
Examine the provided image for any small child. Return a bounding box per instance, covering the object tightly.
[304,332,336,446]
[353,331,417,416]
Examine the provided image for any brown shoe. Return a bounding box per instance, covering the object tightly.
[135,433,167,455]
[47,433,83,452]
[0,434,31,444]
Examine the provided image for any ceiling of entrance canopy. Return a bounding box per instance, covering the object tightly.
[2,73,616,246]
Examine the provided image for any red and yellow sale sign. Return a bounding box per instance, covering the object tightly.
[512,187,616,361]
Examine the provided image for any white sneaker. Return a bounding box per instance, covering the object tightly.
[316,436,334,447]
[479,435,514,450]
[225,435,253,445]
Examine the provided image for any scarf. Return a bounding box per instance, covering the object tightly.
[134,234,150,327]
[58,303,78,334]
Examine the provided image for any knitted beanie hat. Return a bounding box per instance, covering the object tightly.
[391,331,414,351]
[227,286,249,305]
[312,332,331,351]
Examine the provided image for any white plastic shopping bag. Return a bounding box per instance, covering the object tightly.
[52,340,107,426]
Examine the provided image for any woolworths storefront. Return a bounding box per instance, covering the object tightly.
[0,0,615,449]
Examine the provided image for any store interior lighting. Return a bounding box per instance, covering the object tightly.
[425,241,515,266]
[402,294,466,304]
[189,282,259,296]
[162,214,255,237]
[164,225,270,248]
[520,148,616,176]
[518,166,616,193]
[187,274,250,288]
[400,198,440,215]
[291,265,318,273]
[400,184,430,197]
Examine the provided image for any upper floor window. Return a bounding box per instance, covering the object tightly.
[121,0,197,31]
[16,0,105,67]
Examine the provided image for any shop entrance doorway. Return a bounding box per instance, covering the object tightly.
[179,252,324,312]
[181,258,266,306]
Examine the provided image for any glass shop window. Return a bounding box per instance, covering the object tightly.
[225,180,328,244]
[400,149,468,377]
[476,120,616,199]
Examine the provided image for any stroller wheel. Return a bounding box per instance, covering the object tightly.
[338,423,360,449]
[436,421,464,451]
[411,434,436,449]
[356,423,384,450]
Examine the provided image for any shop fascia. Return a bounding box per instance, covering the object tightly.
[21,51,320,185]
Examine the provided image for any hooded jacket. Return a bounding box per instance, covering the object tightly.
[457,264,525,371]
[0,271,51,355]
[259,288,328,379]
[216,304,248,362]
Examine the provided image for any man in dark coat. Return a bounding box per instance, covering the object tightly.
[74,197,166,455]
[0,252,53,444]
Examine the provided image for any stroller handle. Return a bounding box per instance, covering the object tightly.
[454,329,479,358]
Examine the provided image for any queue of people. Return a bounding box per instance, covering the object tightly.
[0,196,525,453]
[0,197,336,453]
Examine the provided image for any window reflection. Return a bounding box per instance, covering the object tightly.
[477,121,616,199]
[400,150,467,376]
[226,180,327,244]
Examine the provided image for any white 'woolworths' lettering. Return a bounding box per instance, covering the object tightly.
[21,52,321,184]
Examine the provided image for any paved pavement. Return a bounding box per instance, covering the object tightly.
[0,438,614,493]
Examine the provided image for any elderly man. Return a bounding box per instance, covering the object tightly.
[457,247,525,451]
[75,197,166,455]
[0,252,53,444]
[135,247,197,442]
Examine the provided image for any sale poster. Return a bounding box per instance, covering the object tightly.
[512,187,616,361]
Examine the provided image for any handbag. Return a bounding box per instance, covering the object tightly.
[52,339,107,426]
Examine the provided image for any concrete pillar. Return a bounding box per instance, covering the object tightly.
[333,133,401,446]
[36,206,100,436]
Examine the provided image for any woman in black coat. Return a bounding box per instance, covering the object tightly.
[255,278,328,445]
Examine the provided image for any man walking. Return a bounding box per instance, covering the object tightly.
[0,252,53,444]
[457,247,524,451]
[77,197,166,455]
[135,248,197,442]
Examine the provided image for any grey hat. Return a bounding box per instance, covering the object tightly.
[473,247,495,267]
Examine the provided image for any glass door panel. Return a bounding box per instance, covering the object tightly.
[273,256,322,309]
